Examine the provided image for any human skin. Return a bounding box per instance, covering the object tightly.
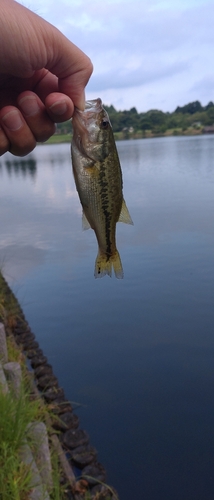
[0,0,93,156]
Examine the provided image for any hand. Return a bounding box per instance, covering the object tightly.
[0,0,93,156]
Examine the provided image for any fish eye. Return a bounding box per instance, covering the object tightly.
[101,119,109,129]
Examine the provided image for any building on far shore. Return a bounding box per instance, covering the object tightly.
[202,125,214,134]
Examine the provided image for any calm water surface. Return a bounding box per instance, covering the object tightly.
[1,136,214,499]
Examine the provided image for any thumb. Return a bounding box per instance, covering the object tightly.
[42,27,93,110]
[0,0,93,111]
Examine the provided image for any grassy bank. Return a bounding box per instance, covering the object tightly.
[43,126,204,146]
[0,342,67,499]
[44,133,72,145]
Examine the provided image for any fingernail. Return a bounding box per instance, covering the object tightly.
[18,96,40,116]
[49,100,67,115]
[2,110,23,131]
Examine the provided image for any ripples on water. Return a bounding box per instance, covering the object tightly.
[0,136,214,500]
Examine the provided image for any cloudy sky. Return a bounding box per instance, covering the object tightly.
[21,0,213,113]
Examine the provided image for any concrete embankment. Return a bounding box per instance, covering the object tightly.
[0,272,118,500]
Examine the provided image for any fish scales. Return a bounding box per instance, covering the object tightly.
[71,98,133,279]
[95,152,122,254]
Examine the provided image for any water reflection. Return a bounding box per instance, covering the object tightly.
[1,137,214,500]
[0,157,37,179]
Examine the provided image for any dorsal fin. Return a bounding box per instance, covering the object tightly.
[118,199,133,225]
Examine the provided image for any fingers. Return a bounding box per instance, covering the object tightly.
[0,106,36,156]
[17,92,56,140]
[45,92,74,122]
[0,127,9,156]
[0,90,67,156]
[0,89,75,156]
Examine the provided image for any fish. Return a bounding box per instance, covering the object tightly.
[71,98,133,279]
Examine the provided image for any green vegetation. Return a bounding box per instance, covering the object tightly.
[0,337,67,500]
[0,384,42,499]
[46,100,214,144]
[45,133,72,144]
[104,100,214,138]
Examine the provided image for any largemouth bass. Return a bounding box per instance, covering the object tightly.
[71,98,133,279]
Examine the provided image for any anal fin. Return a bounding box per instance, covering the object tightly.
[118,199,133,225]
[82,211,91,230]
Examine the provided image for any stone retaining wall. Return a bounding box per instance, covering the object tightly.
[0,323,51,500]
[0,273,118,500]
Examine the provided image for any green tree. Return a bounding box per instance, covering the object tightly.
[206,107,214,125]
[140,117,152,135]
[205,101,214,110]
[175,101,203,114]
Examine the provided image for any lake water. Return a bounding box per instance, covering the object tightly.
[1,135,214,500]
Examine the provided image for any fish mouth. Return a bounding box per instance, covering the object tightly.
[72,98,103,129]
[72,98,104,160]
[84,98,103,113]
[72,98,103,140]
[73,98,103,119]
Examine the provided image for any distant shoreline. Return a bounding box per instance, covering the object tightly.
[44,127,206,145]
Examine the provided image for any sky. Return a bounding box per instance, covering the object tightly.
[21,0,214,113]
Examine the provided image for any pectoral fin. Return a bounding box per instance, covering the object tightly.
[118,199,133,225]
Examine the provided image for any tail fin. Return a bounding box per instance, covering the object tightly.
[94,250,124,279]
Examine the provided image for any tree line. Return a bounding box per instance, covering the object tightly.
[56,100,214,136]
[105,100,214,135]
